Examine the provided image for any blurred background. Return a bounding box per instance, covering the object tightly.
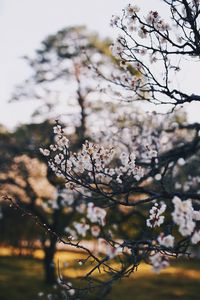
[0,1,200,299]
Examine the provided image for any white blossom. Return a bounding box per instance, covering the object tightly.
[91,225,101,237]
[125,4,140,17]
[158,234,174,248]
[147,202,166,228]
[193,210,200,221]
[146,11,159,24]
[191,230,200,244]
[155,173,162,181]
[138,26,148,39]
[39,148,50,156]
[87,203,107,226]
[68,289,75,296]
[150,252,169,273]
[55,135,69,148]
[172,196,195,236]
[110,15,120,27]
[50,144,58,151]
[54,153,64,165]
[178,158,186,166]
[74,222,89,237]
[110,36,125,58]
[53,124,62,135]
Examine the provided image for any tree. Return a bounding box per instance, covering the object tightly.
[34,1,200,299]
[11,26,113,138]
[5,2,200,299]
[107,0,200,108]
[2,27,126,285]
[0,122,90,284]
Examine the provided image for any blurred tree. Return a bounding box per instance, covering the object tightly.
[2,26,126,284]
[0,122,82,284]
[11,26,112,143]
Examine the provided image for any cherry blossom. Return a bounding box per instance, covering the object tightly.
[158,234,175,248]
[146,202,166,228]
[73,221,89,237]
[191,231,200,244]
[33,1,200,295]
[172,196,195,237]
[39,148,50,156]
[87,203,107,226]
[150,252,169,273]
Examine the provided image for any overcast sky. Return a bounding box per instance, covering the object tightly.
[0,0,199,129]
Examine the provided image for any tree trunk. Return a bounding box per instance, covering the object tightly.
[43,237,57,284]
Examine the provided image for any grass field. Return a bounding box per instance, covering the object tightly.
[0,250,200,300]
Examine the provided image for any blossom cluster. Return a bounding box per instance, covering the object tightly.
[39,121,200,280]
[172,196,200,242]
[111,3,170,50]
[98,238,124,259]
[146,11,170,32]
[110,35,126,59]
[87,202,106,226]
[157,234,174,248]
[175,175,200,193]
[107,1,180,106]
[64,202,106,239]
[149,252,169,273]
[146,202,166,228]
[39,124,146,190]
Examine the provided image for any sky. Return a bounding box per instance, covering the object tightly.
[0,0,199,129]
